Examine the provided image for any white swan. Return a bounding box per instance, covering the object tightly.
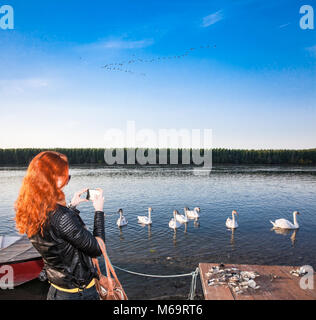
[185,207,200,219]
[138,207,152,225]
[175,209,189,224]
[169,210,182,229]
[226,210,238,229]
[117,208,128,227]
[270,211,300,229]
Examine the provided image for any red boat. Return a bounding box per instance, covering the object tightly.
[0,235,44,287]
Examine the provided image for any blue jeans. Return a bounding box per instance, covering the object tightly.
[47,284,99,300]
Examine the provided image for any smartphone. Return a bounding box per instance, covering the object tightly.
[86,189,101,201]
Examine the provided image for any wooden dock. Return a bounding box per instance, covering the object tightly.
[199,263,316,300]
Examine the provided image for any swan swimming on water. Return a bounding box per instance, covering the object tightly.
[175,209,189,224]
[226,210,238,229]
[185,207,200,219]
[117,208,128,227]
[138,207,152,225]
[169,210,182,229]
[270,211,300,229]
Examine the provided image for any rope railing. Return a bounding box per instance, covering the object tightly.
[111,263,200,300]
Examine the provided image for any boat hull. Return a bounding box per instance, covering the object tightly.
[0,258,44,287]
[0,235,44,287]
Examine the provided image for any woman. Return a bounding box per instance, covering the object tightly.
[15,151,105,300]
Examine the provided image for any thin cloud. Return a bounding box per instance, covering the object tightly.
[79,38,154,51]
[0,78,49,95]
[201,10,224,27]
[279,22,291,29]
[102,39,154,49]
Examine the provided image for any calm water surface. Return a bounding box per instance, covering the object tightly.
[0,165,316,299]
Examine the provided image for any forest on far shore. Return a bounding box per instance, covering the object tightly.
[0,148,316,166]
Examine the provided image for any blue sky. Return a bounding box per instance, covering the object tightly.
[0,0,315,149]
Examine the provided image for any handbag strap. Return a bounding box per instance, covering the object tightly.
[94,237,125,293]
[92,243,113,295]
[95,237,111,278]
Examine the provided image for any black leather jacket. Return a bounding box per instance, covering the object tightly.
[30,204,105,289]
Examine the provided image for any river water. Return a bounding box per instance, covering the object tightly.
[0,165,315,299]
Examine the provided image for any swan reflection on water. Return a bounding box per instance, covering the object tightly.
[173,229,177,246]
[171,222,191,246]
[193,219,200,228]
[119,227,125,241]
[230,228,235,246]
[148,224,152,240]
[138,222,152,240]
[271,228,299,246]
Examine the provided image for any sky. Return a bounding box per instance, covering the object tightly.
[0,0,315,149]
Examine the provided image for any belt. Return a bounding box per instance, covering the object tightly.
[50,278,95,293]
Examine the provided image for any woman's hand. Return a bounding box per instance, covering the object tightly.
[70,188,89,207]
[92,188,104,212]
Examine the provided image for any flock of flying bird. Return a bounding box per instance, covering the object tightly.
[115,207,301,230]
[101,43,217,76]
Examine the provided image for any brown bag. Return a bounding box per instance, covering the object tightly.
[92,237,128,300]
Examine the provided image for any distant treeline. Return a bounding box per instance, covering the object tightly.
[0,148,316,166]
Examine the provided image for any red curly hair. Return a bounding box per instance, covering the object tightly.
[15,151,69,238]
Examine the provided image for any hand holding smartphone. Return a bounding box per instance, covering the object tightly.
[86,188,104,212]
[86,189,101,201]
[69,188,89,207]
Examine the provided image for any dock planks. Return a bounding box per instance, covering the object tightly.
[199,263,316,300]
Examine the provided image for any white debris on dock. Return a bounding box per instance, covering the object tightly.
[290,267,308,277]
[206,265,260,294]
